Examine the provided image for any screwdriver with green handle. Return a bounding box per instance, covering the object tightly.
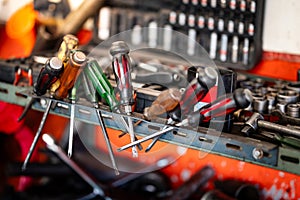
[82,67,119,175]
[84,60,142,151]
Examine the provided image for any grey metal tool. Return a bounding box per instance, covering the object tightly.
[42,133,111,200]
[242,112,300,139]
[271,109,300,126]
[22,99,53,171]
[68,87,76,158]
[117,126,175,152]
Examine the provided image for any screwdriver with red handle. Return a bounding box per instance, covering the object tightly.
[22,51,86,170]
[117,88,253,152]
[110,41,138,157]
[144,67,218,152]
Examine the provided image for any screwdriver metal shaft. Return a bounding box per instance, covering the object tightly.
[95,108,119,175]
[82,70,119,175]
[117,126,174,152]
[22,99,53,170]
[110,41,138,157]
[68,89,76,158]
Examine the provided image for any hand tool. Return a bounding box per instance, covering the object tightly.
[220,34,228,62]
[209,32,217,59]
[42,133,110,200]
[143,88,182,121]
[240,0,246,11]
[166,166,215,200]
[208,17,214,30]
[210,0,217,8]
[50,34,79,94]
[250,1,256,13]
[23,51,86,170]
[242,38,249,65]
[231,36,239,63]
[169,11,176,25]
[178,13,186,26]
[110,41,138,157]
[22,57,64,170]
[67,87,76,158]
[178,88,253,127]
[145,67,217,152]
[83,60,143,151]
[242,112,300,139]
[188,29,197,56]
[188,14,196,27]
[18,35,78,121]
[119,88,252,152]
[198,16,205,29]
[83,62,119,175]
[259,131,300,149]
[238,22,244,35]
[230,0,236,10]
[286,104,300,118]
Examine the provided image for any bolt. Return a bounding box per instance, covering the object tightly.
[252,148,264,160]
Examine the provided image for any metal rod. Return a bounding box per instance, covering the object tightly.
[68,103,75,158]
[127,116,138,157]
[96,109,119,175]
[117,126,175,152]
[22,99,53,170]
[145,125,168,152]
[18,97,35,121]
[258,120,300,139]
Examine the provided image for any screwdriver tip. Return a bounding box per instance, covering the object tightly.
[68,151,72,158]
[21,163,27,171]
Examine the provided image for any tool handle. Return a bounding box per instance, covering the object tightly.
[84,60,119,110]
[34,57,64,96]
[110,41,134,109]
[55,51,86,99]
[191,88,252,124]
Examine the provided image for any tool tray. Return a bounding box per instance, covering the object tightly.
[92,0,265,70]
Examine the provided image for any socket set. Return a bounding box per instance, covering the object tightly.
[93,0,265,70]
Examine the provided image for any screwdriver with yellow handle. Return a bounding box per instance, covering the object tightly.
[18,34,78,121]
[22,51,86,170]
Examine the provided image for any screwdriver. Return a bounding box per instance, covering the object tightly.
[110,41,138,157]
[84,60,143,151]
[50,34,79,94]
[145,67,218,152]
[118,88,253,152]
[178,88,253,127]
[22,57,64,170]
[83,62,119,175]
[143,88,182,121]
[18,34,79,121]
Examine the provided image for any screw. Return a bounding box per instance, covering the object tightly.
[252,148,264,160]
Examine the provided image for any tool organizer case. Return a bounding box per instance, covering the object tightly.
[93,0,265,70]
